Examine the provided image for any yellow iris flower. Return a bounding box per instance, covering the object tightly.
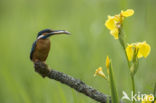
[106,56,110,74]
[94,56,111,79]
[105,9,134,39]
[94,67,107,79]
[142,95,155,103]
[126,41,151,61]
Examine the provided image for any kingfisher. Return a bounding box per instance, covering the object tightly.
[30,29,70,62]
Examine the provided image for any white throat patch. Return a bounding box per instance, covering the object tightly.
[37,35,44,39]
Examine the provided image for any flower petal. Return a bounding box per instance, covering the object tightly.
[137,41,151,58]
[110,28,119,39]
[106,56,110,69]
[114,14,121,22]
[105,16,116,30]
[121,9,134,17]
[94,67,107,79]
[126,44,134,61]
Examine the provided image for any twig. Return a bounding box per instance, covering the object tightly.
[34,61,109,103]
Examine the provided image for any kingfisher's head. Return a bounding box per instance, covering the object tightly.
[37,29,70,39]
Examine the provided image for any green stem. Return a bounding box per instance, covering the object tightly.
[118,27,136,103]
[121,40,136,102]
[119,39,130,68]
[118,27,131,68]
[131,76,135,103]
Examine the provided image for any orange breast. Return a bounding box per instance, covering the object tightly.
[32,39,51,62]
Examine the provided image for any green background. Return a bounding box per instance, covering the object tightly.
[0,0,155,103]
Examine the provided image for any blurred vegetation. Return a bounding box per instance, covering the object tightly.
[0,0,155,103]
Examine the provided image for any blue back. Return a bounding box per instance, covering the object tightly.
[30,40,37,60]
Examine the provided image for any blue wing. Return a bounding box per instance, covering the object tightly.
[30,40,37,60]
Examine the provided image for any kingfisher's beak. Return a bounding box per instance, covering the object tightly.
[50,30,70,35]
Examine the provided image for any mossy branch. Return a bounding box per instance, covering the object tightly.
[33,61,124,103]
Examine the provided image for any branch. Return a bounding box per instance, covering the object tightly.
[34,61,110,103]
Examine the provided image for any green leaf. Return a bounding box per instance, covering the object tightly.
[108,61,119,103]
[154,83,156,101]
